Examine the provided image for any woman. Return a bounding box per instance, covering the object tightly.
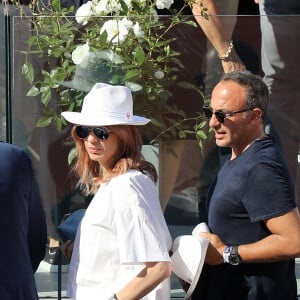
[61,83,172,300]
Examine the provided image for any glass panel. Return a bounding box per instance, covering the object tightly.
[0,5,6,141]
[5,9,300,299]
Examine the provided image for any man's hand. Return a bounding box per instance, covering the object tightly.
[199,232,226,265]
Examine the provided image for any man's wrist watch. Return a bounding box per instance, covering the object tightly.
[108,294,118,300]
[223,245,241,265]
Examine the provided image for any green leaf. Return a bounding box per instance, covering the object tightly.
[26,86,40,97]
[198,139,203,149]
[134,46,145,66]
[179,131,187,139]
[54,117,63,131]
[177,81,202,95]
[40,88,52,105]
[27,36,38,47]
[119,0,129,14]
[36,116,53,127]
[196,130,207,140]
[60,117,68,126]
[183,129,195,134]
[22,63,34,84]
[150,118,163,127]
[182,20,198,27]
[99,30,108,45]
[68,147,77,165]
[195,121,207,129]
[155,55,165,63]
[125,69,141,80]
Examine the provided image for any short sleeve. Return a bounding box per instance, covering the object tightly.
[113,172,171,264]
[242,162,295,222]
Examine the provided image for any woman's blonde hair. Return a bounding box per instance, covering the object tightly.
[71,125,157,195]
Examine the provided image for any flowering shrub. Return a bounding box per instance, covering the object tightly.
[19,0,208,145]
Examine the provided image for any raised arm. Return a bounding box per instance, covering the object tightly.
[192,0,246,73]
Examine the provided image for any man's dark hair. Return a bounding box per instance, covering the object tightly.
[221,70,269,117]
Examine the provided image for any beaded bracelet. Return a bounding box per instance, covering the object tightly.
[218,40,234,61]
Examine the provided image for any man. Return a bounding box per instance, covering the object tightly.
[0,142,47,299]
[192,71,300,299]
[192,0,300,203]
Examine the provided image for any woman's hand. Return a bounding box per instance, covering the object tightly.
[60,240,74,262]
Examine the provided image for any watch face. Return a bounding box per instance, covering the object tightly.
[229,255,240,266]
[229,246,241,265]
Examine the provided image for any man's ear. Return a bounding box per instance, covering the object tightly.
[251,108,263,120]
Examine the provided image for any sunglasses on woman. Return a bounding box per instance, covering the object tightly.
[202,107,252,123]
[75,126,111,140]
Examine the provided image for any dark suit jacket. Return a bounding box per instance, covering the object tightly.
[0,142,47,299]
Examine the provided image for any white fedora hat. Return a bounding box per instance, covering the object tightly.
[171,234,209,300]
[61,83,150,126]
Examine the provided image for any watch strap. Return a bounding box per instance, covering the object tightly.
[230,246,242,265]
[223,245,231,263]
[231,246,239,256]
[223,245,241,265]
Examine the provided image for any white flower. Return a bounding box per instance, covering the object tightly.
[71,43,91,67]
[93,0,109,15]
[151,8,159,23]
[120,17,133,29]
[133,22,145,38]
[96,49,123,64]
[75,1,93,25]
[93,0,123,15]
[126,82,143,92]
[63,52,72,59]
[100,19,129,44]
[155,0,173,10]
[154,70,164,79]
[107,0,122,13]
[123,0,133,9]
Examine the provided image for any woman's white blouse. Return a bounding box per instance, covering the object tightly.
[67,170,172,300]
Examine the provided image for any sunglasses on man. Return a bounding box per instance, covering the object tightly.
[203,107,252,123]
